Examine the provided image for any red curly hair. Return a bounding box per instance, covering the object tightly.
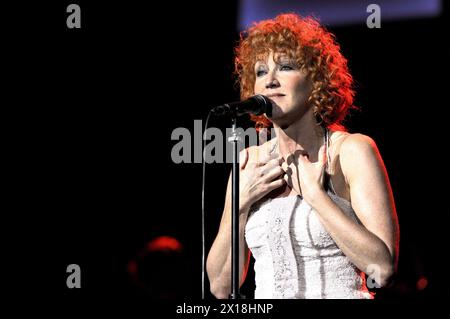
[235,13,356,130]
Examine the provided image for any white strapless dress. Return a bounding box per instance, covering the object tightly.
[245,192,373,299]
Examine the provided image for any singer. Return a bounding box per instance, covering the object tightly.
[206,13,399,299]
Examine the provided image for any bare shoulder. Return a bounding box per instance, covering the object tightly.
[328,131,377,164]
[340,133,378,155]
[339,133,384,180]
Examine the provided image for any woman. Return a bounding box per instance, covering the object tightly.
[206,13,399,299]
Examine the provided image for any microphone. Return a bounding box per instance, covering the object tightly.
[212,94,272,117]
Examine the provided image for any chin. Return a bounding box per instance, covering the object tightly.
[268,114,291,130]
[268,103,290,121]
[269,103,285,118]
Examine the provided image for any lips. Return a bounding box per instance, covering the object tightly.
[267,95,285,101]
[266,93,285,98]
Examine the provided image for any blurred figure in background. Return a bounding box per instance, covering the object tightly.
[128,236,188,299]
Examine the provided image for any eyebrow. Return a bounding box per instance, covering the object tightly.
[276,56,295,62]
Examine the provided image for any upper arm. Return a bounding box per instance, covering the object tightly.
[340,134,399,266]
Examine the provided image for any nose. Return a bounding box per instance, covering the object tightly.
[265,71,280,89]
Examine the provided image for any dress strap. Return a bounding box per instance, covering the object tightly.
[323,127,338,195]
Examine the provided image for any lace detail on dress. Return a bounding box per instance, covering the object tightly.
[245,195,373,299]
[266,196,300,298]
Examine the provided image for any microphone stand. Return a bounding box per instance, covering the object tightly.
[227,116,245,299]
[211,95,270,299]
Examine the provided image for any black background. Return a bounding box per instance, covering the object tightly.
[5,0,448,316]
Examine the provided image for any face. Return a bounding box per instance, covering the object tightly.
[254,51,313,126]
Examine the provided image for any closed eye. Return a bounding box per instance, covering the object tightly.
[279,64,295,71]
[256,69,267,77]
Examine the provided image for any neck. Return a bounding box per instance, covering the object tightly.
[274,112,325,162]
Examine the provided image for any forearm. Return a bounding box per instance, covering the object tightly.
[309,191,394,286]
[206,211,249,298]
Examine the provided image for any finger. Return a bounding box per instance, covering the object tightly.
[263,156,283,167]
[239,148,249,169]
[281,161,289,173]
[283,173,289,184]
[260,157,284,177]
[263,165,285,182]
[266,178,286,192]
[258,160,282,178]
[280,162,293,177]
[302,151,311,160]
[298,154,310,168]
[255,149,279,166]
